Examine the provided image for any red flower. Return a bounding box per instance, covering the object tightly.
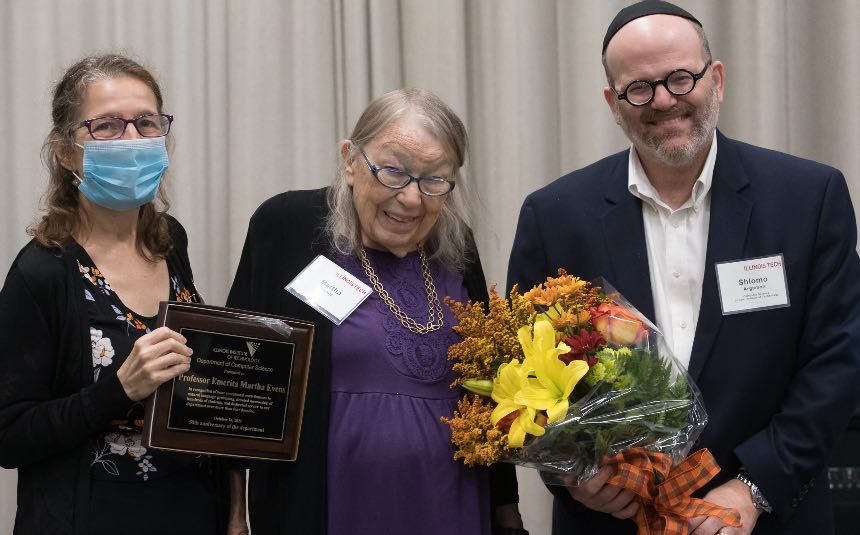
[560,329,605,366]
[495,409,521,434]
[495,409,548,434]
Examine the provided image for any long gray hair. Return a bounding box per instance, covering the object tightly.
[325,88,476,271]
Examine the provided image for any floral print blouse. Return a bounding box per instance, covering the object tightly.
[74,242,198,482]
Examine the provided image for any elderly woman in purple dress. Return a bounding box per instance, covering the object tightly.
[225,88,526,535]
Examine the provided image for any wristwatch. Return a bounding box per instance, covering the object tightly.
[736,471,773,513]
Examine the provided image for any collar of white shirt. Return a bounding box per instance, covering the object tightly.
[621,131,718,369]
[626,131,718,212]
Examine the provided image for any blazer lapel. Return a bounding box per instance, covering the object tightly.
[602,156,656,324]
[688,133,753,381]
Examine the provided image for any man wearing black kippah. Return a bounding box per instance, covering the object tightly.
[507,1,860,534]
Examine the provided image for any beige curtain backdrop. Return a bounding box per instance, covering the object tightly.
[2,1,859,533]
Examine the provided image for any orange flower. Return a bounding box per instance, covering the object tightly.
[540,305,592,332]
[543,272,587,296]
[125,313,147,331]
[522,286,559,307]
[590,303,647,345]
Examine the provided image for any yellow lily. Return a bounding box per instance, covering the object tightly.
[515,320,589,423]
[490,359,545,447]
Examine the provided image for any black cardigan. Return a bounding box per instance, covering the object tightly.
[0,217,205,534]
[226,188,517,534]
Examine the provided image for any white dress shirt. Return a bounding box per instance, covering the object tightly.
[626,133,717,370]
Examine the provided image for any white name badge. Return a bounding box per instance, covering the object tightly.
[715,254,790,315]
[285,255,372,325]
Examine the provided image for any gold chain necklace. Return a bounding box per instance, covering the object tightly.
[357,244,444,334]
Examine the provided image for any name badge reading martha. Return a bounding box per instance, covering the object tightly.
[285,256,372,325]
[715,254,789,315]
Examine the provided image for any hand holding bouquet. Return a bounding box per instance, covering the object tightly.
[442,270,741,533]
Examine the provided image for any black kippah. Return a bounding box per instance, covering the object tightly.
[603,0,702,53]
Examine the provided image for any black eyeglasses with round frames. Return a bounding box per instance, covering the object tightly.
[615,61,712,107]
[358,148,455,196]
[77,113,174,140]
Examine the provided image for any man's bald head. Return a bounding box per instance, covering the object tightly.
[602,6,712,87]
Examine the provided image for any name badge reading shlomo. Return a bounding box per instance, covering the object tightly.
[715,254,790,315]
[285,255,372,325]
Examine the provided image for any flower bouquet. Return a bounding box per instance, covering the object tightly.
[442,271,741,532]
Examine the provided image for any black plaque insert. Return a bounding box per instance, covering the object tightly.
[168,329,294,440]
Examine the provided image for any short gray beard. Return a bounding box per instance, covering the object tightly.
[619,85,720,167]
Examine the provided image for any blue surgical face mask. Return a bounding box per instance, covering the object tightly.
[73,137,168,211]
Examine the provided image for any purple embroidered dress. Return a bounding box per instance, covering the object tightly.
[327,249,490,534]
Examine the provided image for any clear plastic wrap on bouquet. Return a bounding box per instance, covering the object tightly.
[505,279,707,486]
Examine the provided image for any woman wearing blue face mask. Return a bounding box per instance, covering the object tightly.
[0,54,222,535]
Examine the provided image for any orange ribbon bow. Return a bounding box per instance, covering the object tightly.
[604,448,742,535]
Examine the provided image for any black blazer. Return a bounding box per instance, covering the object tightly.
[227,187,517,534]
[507,131,860,534]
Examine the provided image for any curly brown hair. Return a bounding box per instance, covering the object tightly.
[29,53,172,260]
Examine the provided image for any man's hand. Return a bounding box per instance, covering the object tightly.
[566,465,639,519]
[689,478,760,535]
